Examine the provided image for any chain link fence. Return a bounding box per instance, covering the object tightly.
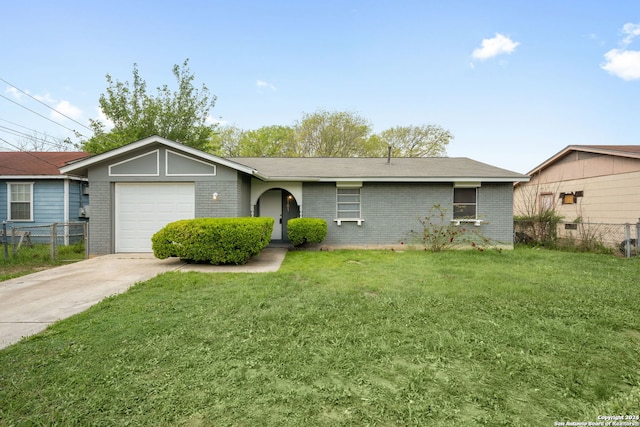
[1,222,88,261]
[514,220,639,257]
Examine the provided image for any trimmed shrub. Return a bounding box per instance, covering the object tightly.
[287,218,327,246]
[152,217,274,265]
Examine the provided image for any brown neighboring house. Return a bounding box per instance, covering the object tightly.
[514,145,640,224]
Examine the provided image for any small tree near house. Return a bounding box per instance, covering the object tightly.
[412,204,496,252]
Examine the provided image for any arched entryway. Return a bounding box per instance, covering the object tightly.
[255,189,300,242]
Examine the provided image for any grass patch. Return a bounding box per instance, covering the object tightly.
[0,248,639,425]
[0,243,85,281]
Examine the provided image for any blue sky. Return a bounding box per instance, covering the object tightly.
[1,0,639,173]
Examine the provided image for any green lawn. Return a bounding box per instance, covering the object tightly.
[0,243,86,281]
[1,248,639,426]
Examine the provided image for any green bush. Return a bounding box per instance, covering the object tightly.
[287,218,327,246]
[152,217,274,265]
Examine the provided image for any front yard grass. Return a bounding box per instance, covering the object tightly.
[0,243,85,281]
[1,248,639,426]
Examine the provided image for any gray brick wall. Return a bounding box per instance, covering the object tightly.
[195,181,240,218]
[238,173,252,217]
[87,181,112,256]
[86,175,514,255]
[302,182,514,247]
[477,183,514,244]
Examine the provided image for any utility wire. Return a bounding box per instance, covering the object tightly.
[0,125,73,151]
[0,76,95,135]
[0,117,78,150]
[0,117,39,132]
[0,76,119,148]
[0,136,73,171]
[0,93,87,138]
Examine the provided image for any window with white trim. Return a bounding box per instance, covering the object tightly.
[453,187,477,219]
[336,187,361,219]
[8,182,34,221]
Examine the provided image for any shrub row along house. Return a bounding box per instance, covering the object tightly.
[4,136,528,256]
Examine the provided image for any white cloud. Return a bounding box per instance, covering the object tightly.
[601,23,640,80]
[50,100,83,121]
[34,92,56,104]
[622,22,640,46]
[601,49,640,80]
[5,87,24,100]
[256,79,277,91]
[472,33,520,60]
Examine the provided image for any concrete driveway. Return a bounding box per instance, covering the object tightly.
[0,248,287,350]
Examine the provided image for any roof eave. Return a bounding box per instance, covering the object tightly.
[527,145,640,176]
[59,136,257,176]
[1,175,88,181]
[257,176,530,183]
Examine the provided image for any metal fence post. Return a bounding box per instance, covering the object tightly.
[624,223,631,258]
[50,223,57,261]
[636,220,640,257]
[2,221,7,260]
[10,226,16,255]
[84,221,89,259]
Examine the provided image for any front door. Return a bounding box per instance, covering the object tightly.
[259,189,300,241]
[261,190,283,240]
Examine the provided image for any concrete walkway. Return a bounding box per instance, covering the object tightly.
[0,248,287,350]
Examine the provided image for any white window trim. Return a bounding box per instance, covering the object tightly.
[335,185,364,226]
[453,186,478,220]
[7,182,34,222]
[334,218,365,226]
[450,219,484,227]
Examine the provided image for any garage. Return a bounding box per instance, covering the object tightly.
[115,183,195,252]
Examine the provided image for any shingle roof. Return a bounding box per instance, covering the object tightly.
[233,157,528,182]
[0,152,89,176]
[56,136,528,183]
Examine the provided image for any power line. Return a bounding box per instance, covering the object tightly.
[0,93,87,138]
[0,118,76,150]
[0,117,76,146]
[0,77,120,149]
[0,117,38,132]
[0,125,73,151]
[0,136,74,172]
[0,76,96,135]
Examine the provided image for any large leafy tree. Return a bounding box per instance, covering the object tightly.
[239,125,295,157]
[212,125,295,157]
[377,125,452,157]
[212,112,452,159]
[82,59,216,154]
[292,110,380,157]
[210,125,244,157]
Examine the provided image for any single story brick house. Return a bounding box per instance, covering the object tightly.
[1,151,90,242]
[60,136,528,256]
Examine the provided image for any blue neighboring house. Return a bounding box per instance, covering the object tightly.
[0,151,90,242]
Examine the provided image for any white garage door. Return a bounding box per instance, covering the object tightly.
[115,183,195,252]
